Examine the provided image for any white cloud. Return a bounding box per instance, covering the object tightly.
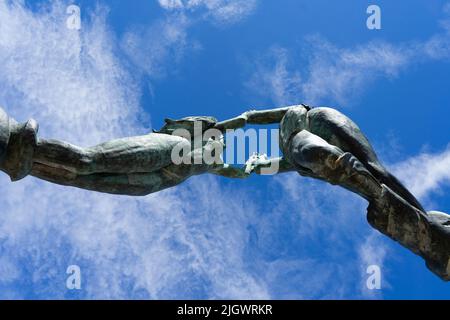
[391,146,450,201]
[0,0,267,299]
[0,1,144,144]
[122,0,257,79]
[245,47,304,106]
[243,29,450,292]
[357,232,389,298]
[159,0,184,10]
[246,5,450,106]
[422,34,450,60]
[302,38,410,105]
[2,0,447,300]
[158,0,258,24]
[251,174,388,299]
[423,3,450,60]
[121,13,192,80]
[246,39,411,106]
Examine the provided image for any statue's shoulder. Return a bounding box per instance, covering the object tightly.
[283,104,309,119]
[283,104,311,114]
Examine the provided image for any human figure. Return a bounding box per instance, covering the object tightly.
[1,105,449,280]
[0,108,253,196]
[241,105,450,281]
[241,105,424,211]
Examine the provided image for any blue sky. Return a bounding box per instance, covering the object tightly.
[0,0,449,299]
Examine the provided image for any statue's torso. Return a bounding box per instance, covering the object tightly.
[279,105,309,163]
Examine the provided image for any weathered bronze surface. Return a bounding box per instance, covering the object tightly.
[0,105,449,281]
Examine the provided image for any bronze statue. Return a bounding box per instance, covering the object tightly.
[241,105,450,282]
[0,105,449,281]
[1,108,253,196]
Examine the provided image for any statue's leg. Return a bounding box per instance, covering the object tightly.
[290,108,450,281]
[288,130,382,200]
[306,107,425,211]
[33,134,188,175]
[31,162,182,196]
[33,139,94,175]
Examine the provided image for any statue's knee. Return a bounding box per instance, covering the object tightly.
[293,143,323,167]
[292,142,342,174]
[293,143,317,166]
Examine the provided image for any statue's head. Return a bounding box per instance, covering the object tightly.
[155,116,218,138]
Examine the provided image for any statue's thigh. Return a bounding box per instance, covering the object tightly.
[290,130,342,171]
[306,107,378,163]
[74,171,173,196]
[89,134,187,173]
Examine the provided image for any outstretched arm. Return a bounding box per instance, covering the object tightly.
[245,107,294,125]
[209,157,295,178]
[245,153,296,175]
[214,105,304,131]
[207,152,297,178]
[209,163,250,179]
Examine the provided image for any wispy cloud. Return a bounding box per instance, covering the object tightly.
[245,5,450,106]
[122,0,258,80]
[357,232,389,298]
[391,146,450,201]
[248,174,388,299]
[158,0,258,25]
[242,4,450,296]
[246,39,412,106]
[245,47,304,106]
[121,13,192,80]
[0,1,144,143]
[0,0,266,299]
[1,0,448,300]
[122,0,257,79]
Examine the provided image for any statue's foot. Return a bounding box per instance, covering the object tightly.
[427,210,450,225]
[3,119,39,181]
[367,185,450,281]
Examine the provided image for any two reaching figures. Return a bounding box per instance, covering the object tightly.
[0,105,449,281]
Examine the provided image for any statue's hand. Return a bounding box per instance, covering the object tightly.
[245,152,269,174]
[240,109,256,120]
[235,109,258,127]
